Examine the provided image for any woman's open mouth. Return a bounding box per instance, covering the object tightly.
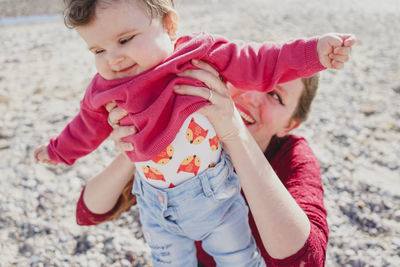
[236,106,255,125]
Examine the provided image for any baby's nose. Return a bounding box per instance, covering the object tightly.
[108,53,125,68]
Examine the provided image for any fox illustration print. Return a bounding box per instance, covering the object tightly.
[209,135,219,151]
[142,165,166,181]
[177,155,201,176]
[152,144,174,165]
[186,118,208,145]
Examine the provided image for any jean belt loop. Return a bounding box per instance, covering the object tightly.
[199,175,213,197]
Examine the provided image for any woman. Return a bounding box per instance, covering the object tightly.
[76,60,328,266]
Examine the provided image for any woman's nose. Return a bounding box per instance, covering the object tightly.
[240,91,264,105]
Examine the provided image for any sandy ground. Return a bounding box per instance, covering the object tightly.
[0,0,399,266]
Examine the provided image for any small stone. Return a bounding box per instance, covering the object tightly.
[345,249,356,256]
[393,210,400,222]
[356,200,366,209]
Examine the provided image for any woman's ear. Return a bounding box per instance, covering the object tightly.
[276,119,301,138]
[163,10,178,41]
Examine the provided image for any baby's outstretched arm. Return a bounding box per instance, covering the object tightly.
[34,145,58,166]
[317,33,356,69]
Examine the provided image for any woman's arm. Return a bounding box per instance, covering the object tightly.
[83,153,136,214]
[76,104,137,225]
[173,60,313,259]
[219,123,312,259]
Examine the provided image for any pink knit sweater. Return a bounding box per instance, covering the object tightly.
[47,33,324,165]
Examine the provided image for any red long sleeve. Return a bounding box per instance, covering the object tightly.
[75,186,116,226]
[47,33,324,165]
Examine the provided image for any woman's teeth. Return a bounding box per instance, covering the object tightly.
[238,110,255,124]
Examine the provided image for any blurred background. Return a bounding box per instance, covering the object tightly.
[1,0,399,266]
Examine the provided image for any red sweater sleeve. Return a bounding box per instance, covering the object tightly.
[47,97,112,165]
[76,186,116,226]
[264,136,328,266]
[203,35,325,92]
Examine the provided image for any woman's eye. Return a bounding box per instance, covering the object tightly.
[119,35,134,45]
[268,92,284,105]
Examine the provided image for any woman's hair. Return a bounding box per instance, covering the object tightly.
[63,0,175,28]
[292,73,320,122]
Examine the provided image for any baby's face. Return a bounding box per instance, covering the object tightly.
[77,0,175,80]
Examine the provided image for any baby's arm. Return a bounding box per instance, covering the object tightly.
[35,100,112,166]
[204,32,355,92]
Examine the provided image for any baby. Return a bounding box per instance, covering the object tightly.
[34,0,353,266]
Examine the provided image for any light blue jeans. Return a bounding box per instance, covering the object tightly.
[132,150,265,267]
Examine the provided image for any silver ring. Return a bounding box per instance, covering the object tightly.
[207,89,213,101]
[108,117,117,128]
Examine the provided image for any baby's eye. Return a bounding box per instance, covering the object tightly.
[268,91,284,105]
[93,49,105,55]
[119,35,134,45]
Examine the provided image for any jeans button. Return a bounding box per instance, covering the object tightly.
[158,194,164,203]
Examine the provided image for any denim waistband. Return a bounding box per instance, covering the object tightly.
[133,149,234,206]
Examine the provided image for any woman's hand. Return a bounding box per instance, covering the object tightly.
[173,59,247,144]
[105,101,136,153]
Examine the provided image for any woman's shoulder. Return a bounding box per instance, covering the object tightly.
[266,135,321,183]
[266,134,316,161]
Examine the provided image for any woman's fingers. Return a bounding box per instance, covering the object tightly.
[111,125,137,140]
[174,84,217,103]
[178,69,223,93]
[177,62,229,97]
[108,106,128,126]
[110,125,136,152]
[105,101,117,112]
[191,59,220,77]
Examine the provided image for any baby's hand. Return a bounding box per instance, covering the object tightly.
[317,33,356,69]
[34,146,58,166]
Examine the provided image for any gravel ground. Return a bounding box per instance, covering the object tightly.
[0,0,399,266]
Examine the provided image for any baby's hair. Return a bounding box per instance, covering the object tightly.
[292,73,320,122]
[63,0,175,28]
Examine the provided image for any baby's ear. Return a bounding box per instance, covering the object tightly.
[163,10,178,40]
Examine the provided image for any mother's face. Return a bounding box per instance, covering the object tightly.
[230,79,304,151]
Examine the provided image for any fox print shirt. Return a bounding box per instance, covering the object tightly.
[135,113,221,188]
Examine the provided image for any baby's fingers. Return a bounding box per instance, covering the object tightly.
[331,60,344,70]
[329,53,349,63]
[343,35,356,47]
[334,46,352,56]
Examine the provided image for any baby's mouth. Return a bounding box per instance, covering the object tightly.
[117,64,137,75]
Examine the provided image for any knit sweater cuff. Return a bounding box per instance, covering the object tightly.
[76,186,115,226]
[268,224,325,266]
[299,37,326,78]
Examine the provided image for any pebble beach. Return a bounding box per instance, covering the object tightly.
[1,0,399,266]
